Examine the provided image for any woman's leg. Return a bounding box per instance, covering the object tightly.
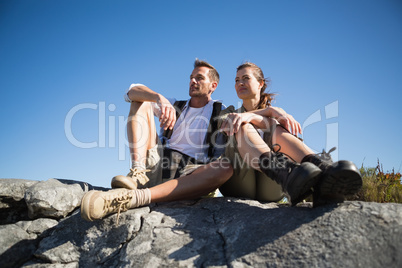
[270,125,362,207]
[271,126,314,162]
[255,172,284,202]
[219,134,258,200]
[233,123,321,205]
[235,123,271,172]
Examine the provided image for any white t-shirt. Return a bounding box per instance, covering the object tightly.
[168,102,214,161]
[125,83,218,161]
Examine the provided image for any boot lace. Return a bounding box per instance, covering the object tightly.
[103,191,133,225]
[128,167,151,185]
[272,144,297,163]
[317,147,336,162]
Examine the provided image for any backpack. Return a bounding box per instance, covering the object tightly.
[161,100,223,160]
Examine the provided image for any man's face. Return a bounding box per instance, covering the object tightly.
[189,66,215,98]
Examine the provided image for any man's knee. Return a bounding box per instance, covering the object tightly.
[129,101,153,116]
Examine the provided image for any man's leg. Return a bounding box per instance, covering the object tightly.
[81,159,234,222]
[150,159,233,202]
[112,101,158,189]
[127,101,158,166]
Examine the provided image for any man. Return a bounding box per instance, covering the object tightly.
[81,59,234,222]
[111,59,227,190]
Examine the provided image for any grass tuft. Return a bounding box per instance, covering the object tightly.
[350,160,402,203]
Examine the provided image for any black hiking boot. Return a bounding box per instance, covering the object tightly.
[302,147,363,207]
[259,152,321,206]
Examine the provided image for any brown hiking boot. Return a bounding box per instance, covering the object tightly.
[80,188,151,223]
[111,167,150,189]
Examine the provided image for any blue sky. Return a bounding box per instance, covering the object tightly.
[1,0,401,188]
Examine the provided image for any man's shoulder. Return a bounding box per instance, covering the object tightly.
[172,100,187,111]
[211,100,226,110]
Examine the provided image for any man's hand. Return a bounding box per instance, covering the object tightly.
[157,95,176,130]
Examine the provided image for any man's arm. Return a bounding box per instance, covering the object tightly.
[126,84,176,130]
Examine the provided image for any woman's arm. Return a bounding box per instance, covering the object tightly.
[250,106,302,136]
[220,106,301,136]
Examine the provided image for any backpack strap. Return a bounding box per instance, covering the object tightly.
[206,101,223,160]
[161,100,224,161]
[161,100,187,144]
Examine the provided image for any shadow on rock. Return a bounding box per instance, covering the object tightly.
[125,197,336,267]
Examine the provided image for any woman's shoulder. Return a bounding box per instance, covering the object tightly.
[220,105,245,115]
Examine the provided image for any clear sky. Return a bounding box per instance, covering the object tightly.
[1,0,401,188]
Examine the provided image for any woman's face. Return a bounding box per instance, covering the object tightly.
[235,67,263,101]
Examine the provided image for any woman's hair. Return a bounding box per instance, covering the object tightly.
[236,62,275,109]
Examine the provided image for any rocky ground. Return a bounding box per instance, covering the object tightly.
[1,178,401,268]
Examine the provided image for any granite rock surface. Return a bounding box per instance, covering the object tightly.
[1,178,401,268]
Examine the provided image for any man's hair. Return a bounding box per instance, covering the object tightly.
[194,58,220,84]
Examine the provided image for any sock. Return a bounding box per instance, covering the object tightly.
[129,188,152,208]
[131,161,147,170]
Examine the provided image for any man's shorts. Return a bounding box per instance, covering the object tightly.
[142,138,206,188]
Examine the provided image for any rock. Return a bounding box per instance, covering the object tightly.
[24,179,85,219]
[0,224,39,267]
[0,179,39,224]
[15,218,59,239]
[0,179,38,202]
[0,178,401,268]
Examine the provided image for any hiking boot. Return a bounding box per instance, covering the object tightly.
[259,151,321,206]
[80,188,151,223]
[302,148,363,207]
[111,167,150,190]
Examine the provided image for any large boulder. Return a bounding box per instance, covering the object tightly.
[24,179,85,219]
[0,178,401,267]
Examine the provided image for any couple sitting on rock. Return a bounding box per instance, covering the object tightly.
[80,59,362,222]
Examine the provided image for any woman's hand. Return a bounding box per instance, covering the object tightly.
[220,113,254,136]
[268,106,302,136]
[157,95,176,130]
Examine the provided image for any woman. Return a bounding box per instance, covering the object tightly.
[219,62,362,206]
